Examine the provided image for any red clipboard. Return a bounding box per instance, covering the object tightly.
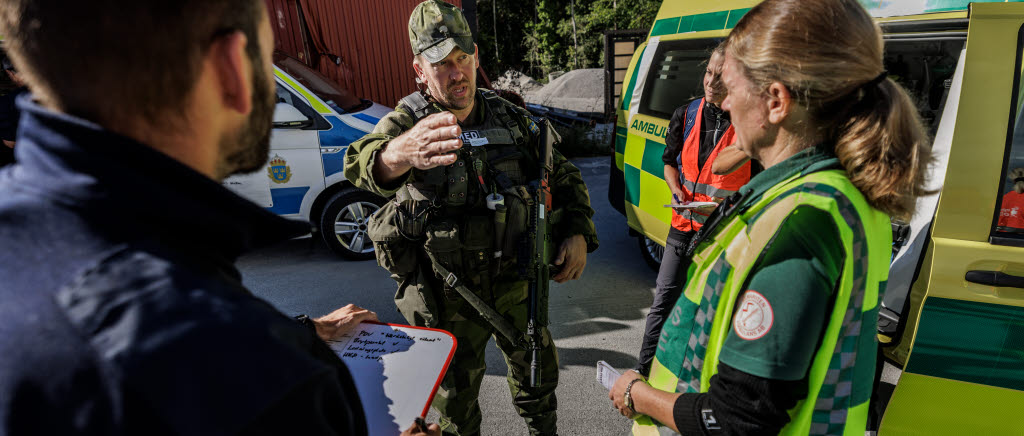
[329,321,457,435]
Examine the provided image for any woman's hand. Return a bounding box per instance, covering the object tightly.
[609,370,645,419]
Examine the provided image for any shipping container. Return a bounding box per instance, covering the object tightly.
[265,0,464,108]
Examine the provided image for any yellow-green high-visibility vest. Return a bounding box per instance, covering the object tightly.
[632,169,891,436]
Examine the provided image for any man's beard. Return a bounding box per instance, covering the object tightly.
[435,78,475,110]
[217,62,274,180]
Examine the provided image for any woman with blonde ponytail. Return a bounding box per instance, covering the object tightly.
[609,0,930,435]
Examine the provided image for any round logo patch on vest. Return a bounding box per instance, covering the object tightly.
[734,290,773,340]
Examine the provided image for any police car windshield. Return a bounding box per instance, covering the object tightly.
[273,53,363,113]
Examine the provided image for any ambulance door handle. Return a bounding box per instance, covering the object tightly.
[965,270,1024,289]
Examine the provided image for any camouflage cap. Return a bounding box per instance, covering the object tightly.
[408,0,475,64]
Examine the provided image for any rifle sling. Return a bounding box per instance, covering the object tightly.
[432,262,526,346]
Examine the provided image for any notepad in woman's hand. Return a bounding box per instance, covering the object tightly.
[596,360,621,390]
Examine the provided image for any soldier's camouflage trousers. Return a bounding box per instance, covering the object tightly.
[393,263,559,436]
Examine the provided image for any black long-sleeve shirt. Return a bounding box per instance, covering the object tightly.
[673,363,808,435]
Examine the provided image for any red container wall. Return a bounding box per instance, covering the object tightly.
[268,0,462,108]
[266,0,310,64]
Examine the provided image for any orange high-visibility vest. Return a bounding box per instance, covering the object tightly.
[671,100,750,232]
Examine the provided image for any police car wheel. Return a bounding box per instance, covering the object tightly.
[638,236,663,272]
[319,189,386,260]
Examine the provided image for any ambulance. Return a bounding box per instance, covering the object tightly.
[610,0,1024,432]
[225,53,391,260]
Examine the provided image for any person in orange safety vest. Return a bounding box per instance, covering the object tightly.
[634,45,754,376]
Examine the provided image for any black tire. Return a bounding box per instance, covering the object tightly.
[318,188,387,260]
[638,235,664,273]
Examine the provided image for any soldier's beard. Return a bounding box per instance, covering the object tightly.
[218,61,275,180]
[436,78,475,110]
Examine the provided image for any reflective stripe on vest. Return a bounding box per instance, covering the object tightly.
[671,100,749,232]
[635,170,891,436]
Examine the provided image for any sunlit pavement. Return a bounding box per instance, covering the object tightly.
[240,156,653,435]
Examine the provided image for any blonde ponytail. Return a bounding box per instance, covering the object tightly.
[831,79,932,218]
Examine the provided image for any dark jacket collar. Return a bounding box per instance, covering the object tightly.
[8,95,310,262]
[703,99,729,121]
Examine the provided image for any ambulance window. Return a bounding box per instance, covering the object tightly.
[882,39,964,138]
[275,83,330,130]
[638,39,721,120]
[993,27,1024,242]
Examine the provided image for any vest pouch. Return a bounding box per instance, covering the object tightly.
[394,199,433,240]
[501,186,532,261]
[489,149,526,187]
[423,219,463,280]
[366,201,418,276]
[461,215,493,281]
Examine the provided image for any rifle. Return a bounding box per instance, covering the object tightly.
[524,118,555,388]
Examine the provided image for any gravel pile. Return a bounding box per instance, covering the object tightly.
[492,70,544,96]
[523,68,605,116]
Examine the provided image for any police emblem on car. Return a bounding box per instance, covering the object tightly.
[267,155,292,184]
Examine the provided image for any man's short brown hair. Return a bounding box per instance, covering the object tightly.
[0,0,266,127]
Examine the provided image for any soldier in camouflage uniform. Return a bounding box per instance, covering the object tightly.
[344,1,598,435]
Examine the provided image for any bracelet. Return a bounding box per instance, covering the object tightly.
[623,377,646,415]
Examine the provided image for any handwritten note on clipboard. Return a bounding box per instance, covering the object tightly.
[328,322,457,436]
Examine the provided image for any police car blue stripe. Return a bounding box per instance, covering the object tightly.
[319,115,367,148]
[322,152,346,178]
[352,113,380,125]
[267,187,310,215]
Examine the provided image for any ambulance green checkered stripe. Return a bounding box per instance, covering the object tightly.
[650,9,751,37]
[615,127,628,155]
[651,0,1023,41]
[625,164,641,206]
[642,139,666,180]
[758,182,869,436]
[677,257,731,394]
[615,135,627,155]
[621,46,646,111]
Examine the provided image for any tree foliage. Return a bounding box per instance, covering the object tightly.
[475,0,659,79]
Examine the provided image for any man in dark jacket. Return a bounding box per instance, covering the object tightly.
[0,1,437,435]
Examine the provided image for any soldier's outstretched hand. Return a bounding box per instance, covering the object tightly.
[552,234,587,283]
[312,304,379,341]
[375,112,463,182]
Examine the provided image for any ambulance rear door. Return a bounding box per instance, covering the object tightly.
[880,3,1024,434]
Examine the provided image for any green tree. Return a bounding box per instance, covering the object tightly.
[475,0,660,79]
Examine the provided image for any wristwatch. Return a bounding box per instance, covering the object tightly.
[624,376,646,415]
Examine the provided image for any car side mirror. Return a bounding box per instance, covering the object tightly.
[273,103,313,129]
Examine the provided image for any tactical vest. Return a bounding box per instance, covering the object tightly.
[369,89,547,302]
[632,170,891,436]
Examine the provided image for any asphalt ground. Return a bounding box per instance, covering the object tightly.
[239,156,652,436]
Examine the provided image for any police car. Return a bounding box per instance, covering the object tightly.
[224,53,391,260]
